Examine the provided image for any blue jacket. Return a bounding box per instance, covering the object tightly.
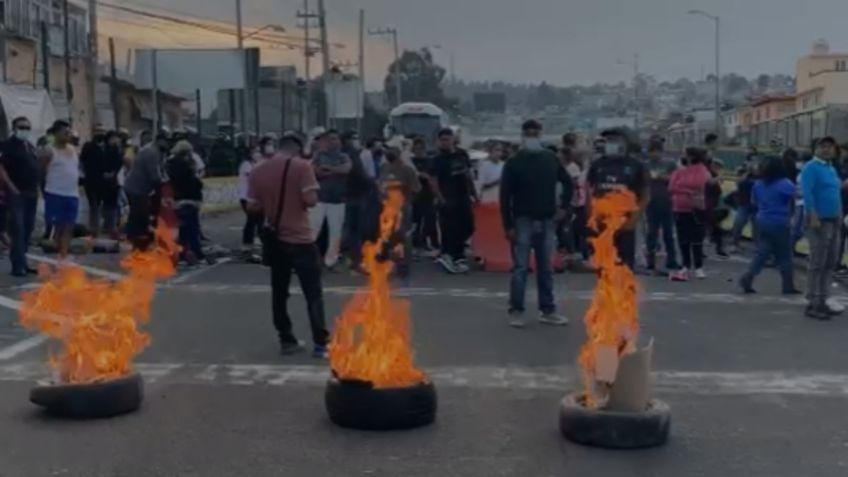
[800,158,842,219]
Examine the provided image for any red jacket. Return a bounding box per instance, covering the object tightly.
[669,163,710,213]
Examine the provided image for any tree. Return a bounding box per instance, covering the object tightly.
[384,48,456,110]
[756,74,771,92]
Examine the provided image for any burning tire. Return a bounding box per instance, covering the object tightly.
[30,373,144,419]
[558,393,670,449]
[325,378,437,430]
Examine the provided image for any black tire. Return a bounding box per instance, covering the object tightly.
[30,373,144,419]
[559,393,671,449]
[325,378,437,430]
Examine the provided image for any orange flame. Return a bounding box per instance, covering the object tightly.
[578,190,640,403]
[329,189,425,388]
[19,222,178,384]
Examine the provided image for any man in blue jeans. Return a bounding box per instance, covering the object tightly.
[500,120,573,328]
[0,117,40,277]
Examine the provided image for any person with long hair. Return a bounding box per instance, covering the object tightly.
[739,156,799,295]
[669,147,711,282]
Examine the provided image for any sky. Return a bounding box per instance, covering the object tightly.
[98,0,848,90]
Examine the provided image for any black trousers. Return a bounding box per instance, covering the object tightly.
[269,241,329,347]
[240,199,262,246]
[675,211,706,270]
[412,199,439,249]
[439,201,474,260]
[126,192,158,251]
[614,229,637,270]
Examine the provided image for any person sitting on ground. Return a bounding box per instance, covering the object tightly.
[739,155,800,296]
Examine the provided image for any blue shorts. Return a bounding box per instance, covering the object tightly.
[44,192,79,227]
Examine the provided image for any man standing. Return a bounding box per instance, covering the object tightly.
[477,141,505,204]
[431,128,478,273]
[800,137,843,320]
[247,135,329,358]
[501,120,572,328]
[80,127,108,236]
[586,128,651,270]
[411,137,439,254]
[40,120,80,260]
[123,131,168,251]
[309,130,352,270]
[0,117,40,276]
[379,147,421,281]
[645,140,679,273]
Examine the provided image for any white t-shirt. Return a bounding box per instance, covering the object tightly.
[238,160,253,201]
[44,145,80,198]
[477,159,504,203]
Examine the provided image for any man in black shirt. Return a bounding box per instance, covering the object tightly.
[431,128,477,273]
[501,120,572,327]
[0,117,40,277]
[80,127,109,236]
[586,128,650,270]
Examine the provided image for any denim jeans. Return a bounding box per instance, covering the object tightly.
[732,205,756,246]
[509,217,556,314]
[742,222,794,292]
[8,194,37,275]
[646,204,678,270]
[176,204,204,260]
[792,205,805,247]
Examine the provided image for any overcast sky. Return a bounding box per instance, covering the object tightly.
[104,0,848,88]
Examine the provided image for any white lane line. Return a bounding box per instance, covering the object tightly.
[0,295,47,361]
[27,254,124,281]
[2,362,847,396]
[169,257,233,285]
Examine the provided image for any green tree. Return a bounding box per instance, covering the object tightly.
[384,48,456,110]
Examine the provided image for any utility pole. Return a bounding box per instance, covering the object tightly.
[236,0,247,136]
[108,37,119,129]
[297,0,315,131]
[369,27,401,107]
[63,0,73,123]
[688,9,722,143]
[317,0,330,127]
[40,22,50,92]
[357,9,365,134]
[88,0,98,134]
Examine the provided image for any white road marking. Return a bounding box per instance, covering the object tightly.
[1,362,847,396]
[0,295,47,361]
[27,254,124,281]
[169,257,233,285]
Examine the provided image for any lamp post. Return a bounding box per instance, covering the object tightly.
[617,53,640,132]
[688,9,721,143]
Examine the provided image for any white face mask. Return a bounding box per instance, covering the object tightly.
[350,140,362,150]
[13,129,30,142]
[263,145,276,156]
[604,143,623,156]
[523,138,543,150]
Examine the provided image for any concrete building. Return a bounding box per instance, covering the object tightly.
[748,95,796,147]
[0,0,94,137]
[783,40,848,148]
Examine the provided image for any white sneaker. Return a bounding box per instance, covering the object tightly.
[695,269,707,280]
[539,312,569,326]
[670,269,689,282]
[436,255,460,274]
[825,298,845,314]
[509,312,527,329]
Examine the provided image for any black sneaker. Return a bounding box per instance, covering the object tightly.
[312,345,328,359]
[805,306,832,321]
[280,340,305,355]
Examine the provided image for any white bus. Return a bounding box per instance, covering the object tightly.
[386,102,449,148]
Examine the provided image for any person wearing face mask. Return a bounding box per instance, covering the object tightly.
[0,117,40,277]
[237,136,275,260]
[500,120,572,328]
[308,129,352,270]
[246,135,329,358]
[585,128,650,271]
[80,126,109,237]
[430,128,478,274]
[800,137,844,320]
[124,130,169,251]
[477,141,506,204]
[40,120,80,261]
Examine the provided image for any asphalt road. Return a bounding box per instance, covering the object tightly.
[1,212,848,477]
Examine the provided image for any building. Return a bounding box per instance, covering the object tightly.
[98,71,184,133]
[665,109,717,150]
[0,0,94,136]
[783,40,848,148]
[748,95,796,147]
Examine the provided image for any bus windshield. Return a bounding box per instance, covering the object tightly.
[391,114,442,146]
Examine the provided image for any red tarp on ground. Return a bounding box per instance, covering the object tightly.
[471,203,564,273]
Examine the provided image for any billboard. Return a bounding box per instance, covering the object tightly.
[133,48,260,92]
[473,92,507,113]
[325,77,364,120]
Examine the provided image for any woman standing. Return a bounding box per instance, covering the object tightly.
[669,148,711,282]
[237,136,274,260]
[739,156,799,295]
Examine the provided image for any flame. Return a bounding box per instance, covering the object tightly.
[19,222,178,384]
[578,190,640,405]
[329,189,425,388]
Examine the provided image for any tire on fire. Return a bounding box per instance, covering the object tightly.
[558,393,670,449]
[30,373,144,419]
[325,378,437,430]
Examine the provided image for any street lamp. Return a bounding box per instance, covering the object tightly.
[688,9,721,143]
[243,24,287,41]
[617,53,640,132]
